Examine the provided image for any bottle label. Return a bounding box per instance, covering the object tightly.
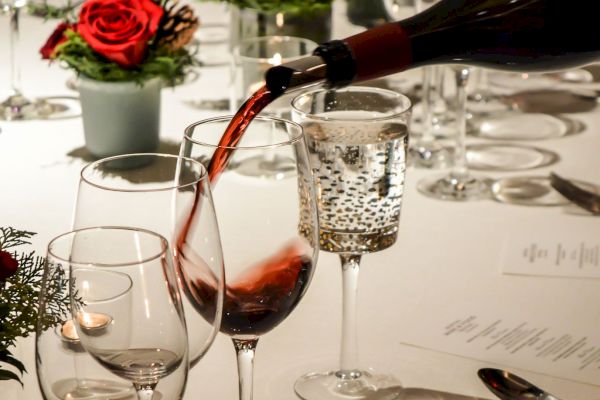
[345,22,412,82]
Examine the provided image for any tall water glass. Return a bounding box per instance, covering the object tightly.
[291,87,410,400]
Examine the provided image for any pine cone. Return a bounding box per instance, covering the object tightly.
[156,0,199,52]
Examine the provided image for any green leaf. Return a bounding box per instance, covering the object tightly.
[0,368,23,385]
[0,227,35,250]
[0,351,26,375]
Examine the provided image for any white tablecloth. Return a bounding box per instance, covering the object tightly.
[2,2,600,399]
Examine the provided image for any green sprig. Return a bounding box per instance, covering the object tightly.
[54,30,198,84]
[214,0,332,13]
[0,228,72,385]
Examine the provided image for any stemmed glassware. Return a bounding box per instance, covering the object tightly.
[47,227,188,400]
[409,65,454,168]
[33,153,225,400]
[418,67,489,201]
[73,153,224,366]
[393,0,454,169]
[180,116,319,400]
[291,86,411,400]
[1,0,74,120]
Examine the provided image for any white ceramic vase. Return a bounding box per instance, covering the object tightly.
[78,76,162,159]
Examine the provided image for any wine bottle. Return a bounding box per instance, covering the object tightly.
[266,0,600,95]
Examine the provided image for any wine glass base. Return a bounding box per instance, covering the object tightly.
[51,378,137,400]
[295,369,403,400]
[1,94,80,121]
[466,143,559,171]
[417,173,490,201]
[489,176,600,207]
[408,143,452,169]
[469,112,569,141]
[234,154,296,179]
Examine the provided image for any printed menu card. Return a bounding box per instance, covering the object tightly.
[399,219,600,385]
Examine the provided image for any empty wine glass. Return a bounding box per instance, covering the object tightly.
[397,0,454,168]
[418,66,489,201]
[409,65,454,168]
[47,227,189,400]
[291,86,410,400]
[74,154,224,368]
[1,0,76,120]
[36,248,137,400]
[180,116,319,400]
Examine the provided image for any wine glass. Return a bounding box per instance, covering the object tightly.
[1,0,76,120]
[47,226,188,400]
[409,65,454,168]
[74,153,224,366]
[418,66,489,201]
[180,115,319,400]
[36,247,137,400]
[388,0,453,168]
[291,86,410,400]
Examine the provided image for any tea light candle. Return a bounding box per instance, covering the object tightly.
[77,312,112,334]
[60,320,79,342]
[60,312,112,342]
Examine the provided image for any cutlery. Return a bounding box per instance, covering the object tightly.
[550,172,600,214]
[478,368,562,400]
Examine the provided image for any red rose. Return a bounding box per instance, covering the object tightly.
[40,22,76,59]
[77,0,164,68]
[0,251,18,281]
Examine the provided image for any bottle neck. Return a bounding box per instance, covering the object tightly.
[265,22,414,94]
[264,40,356,96]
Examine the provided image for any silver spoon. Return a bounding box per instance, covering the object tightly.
[478,368,563,400]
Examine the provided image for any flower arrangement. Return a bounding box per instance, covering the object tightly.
[0,228,71,384]
[217,0,331,13]
[40,0,200,84]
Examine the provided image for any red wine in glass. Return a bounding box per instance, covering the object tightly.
[178,239,313,336]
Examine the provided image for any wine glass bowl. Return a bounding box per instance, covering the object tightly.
[180,115,319,400]
[291,86,411,400]
[47,227,189,400]
[74,153,225,369]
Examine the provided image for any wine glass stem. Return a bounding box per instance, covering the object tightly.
[338,254,361,377]
[9,5,23,96]
[420,66,436,144]
[451,67,471,180]
[134,383,157,400]
[233,338,258,400]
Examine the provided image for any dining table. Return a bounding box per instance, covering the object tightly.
[2,1,600,400]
